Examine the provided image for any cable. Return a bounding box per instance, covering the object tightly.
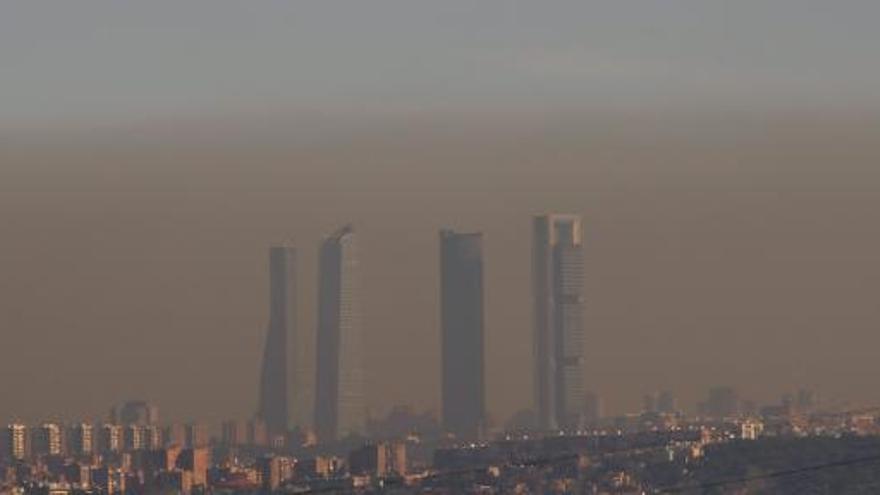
[655,453,880,493]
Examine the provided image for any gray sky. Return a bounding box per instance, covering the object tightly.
[1,1,880,426]
[3,1,880,128]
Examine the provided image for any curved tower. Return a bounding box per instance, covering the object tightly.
[257,246,295,438]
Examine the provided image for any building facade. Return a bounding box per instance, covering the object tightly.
[257,246,295,438]
[33,423,64,457]
[69,423,94,456]
[99,424,123,454]
[315,225,365,441]
[439,230,486,439]
[6,423,28,460]
[533,214,586,431]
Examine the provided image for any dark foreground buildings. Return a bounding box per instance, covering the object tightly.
[439,230,486,440]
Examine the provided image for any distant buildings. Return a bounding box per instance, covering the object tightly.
[740,420,764,440]
[248,418,269,447]
[584,392,604,426]
[144,424,163,450]
[165,423,187,447]
[657,390,677,415]
[185,422,209,449]
[642,390,678,415]
[315,225,365,442]
[439,229,485,440]
[33,422,63,457]
[533,214,586,431]
[221,419,248,447]
[797,388,818,411]
[257,246,295,438]
[6,423,28,460]
[124,424,144,451]
[243,214,591,441]
[176,447,211,487]
[703,387,740,418]
[349,442,407,477]
[117,400,159,426]
[257,455,284,491]
[99,424,123,454]
[68,422,94,456]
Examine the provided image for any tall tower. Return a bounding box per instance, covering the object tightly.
[315,225,365,441]
[439,230,485,439]
[257,246,295,438]
[533,214,585,431]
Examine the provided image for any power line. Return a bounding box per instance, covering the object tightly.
[656,453,880,493]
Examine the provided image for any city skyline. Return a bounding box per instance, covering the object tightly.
[3,0,880,430]
[2,1,878,491]
[0,190,873,425]
[0,213,838,429]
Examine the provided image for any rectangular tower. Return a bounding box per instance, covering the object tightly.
[439,230,486,440]
[315,225,365,442]
[533,214,585,431]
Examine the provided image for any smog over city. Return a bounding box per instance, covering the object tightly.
[2,2,880,494]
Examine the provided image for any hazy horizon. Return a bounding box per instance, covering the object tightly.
[2,1,880,428]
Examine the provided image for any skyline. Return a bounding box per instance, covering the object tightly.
[1,197,872,426]
[2,2,880,429]
[2,182,880,424]
[2,214,843,429]
[3,2,879,492]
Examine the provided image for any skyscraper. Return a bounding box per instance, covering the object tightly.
[533,214,585,431]
[439,230,485,439]
[315,225,365,442]
[257,246,295,438]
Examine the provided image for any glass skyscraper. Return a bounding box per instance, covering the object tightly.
[257,246,295,438]
[440,229,485,440]
[315,225,365,442]
[533,214,585,431]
